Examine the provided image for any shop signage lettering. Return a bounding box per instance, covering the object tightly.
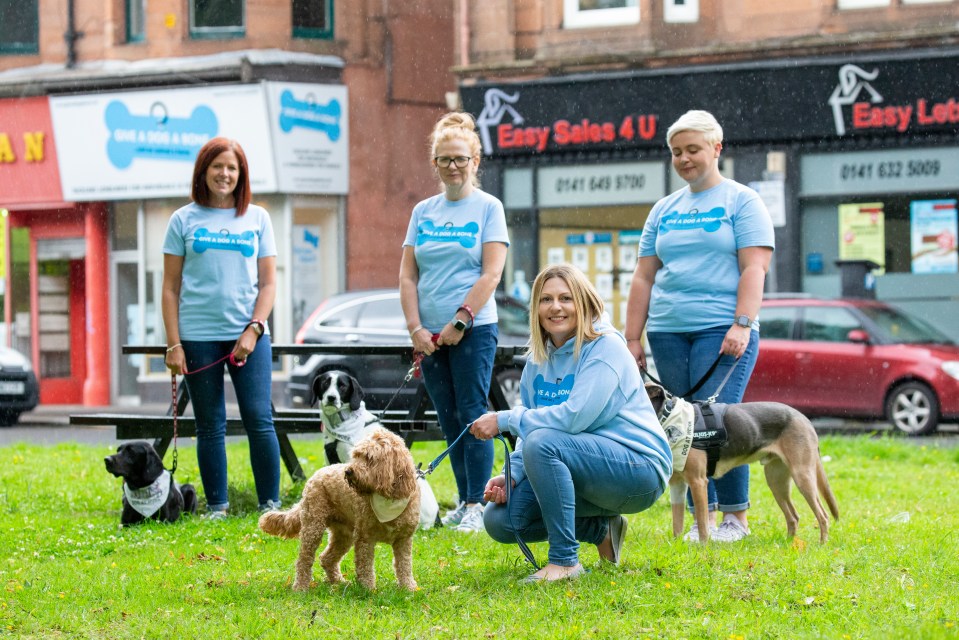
[538,162,665,207]
[840,159,941,181]
[801,148,959,197]
[0,131,46,163]
[497,116,657,152]
[851,98,959,133]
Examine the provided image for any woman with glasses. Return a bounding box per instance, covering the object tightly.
[399,112,510,534]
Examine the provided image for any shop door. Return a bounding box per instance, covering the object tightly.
[35,241,87,404]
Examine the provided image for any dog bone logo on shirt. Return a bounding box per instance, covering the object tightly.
[659,206,725,234]
[193,228,256,257]
[416,221,480,248]
[532,374,574,406]
[278,90,342,140]
[105,101,218,169]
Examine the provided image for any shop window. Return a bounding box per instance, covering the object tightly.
[0,1,39,55]
[663,0,699,23]
[563,0,639,29]
[837,0,890,8]
[293,0,333,39]
[127,0,146,43]
[190,0,245,39]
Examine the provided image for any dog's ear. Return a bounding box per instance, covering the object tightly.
[143,443,165,480]
[311,373,328,407]
[348,374,364,411]
[644,382,667,413]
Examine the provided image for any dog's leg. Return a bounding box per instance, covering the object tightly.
[293,524,324,591]
[319,523,352,584]
[763,457,800,539]
[391,536,417,591]
[688,474,711,544]
[789,459,832,544]
[352,536,377,590]
[668,475,688,538]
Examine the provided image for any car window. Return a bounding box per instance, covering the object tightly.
[497,298,530,336]
[759,306,797,339]
[317,302,361,328]
[858,304,956,345]
[356,298,407,331]
[800,307,861,343]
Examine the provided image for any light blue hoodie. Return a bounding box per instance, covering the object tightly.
[496,321,673,489]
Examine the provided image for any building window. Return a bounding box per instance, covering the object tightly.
[293,0,333,39]
[664,0,699,23]
[836,0,890,8]
[0,1,39,55]
[127,0,146,43]
[190,0,245,38]
[563,0,639,29]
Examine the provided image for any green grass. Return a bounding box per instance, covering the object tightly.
[2,435,958,639]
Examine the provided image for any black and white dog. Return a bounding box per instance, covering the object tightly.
[104,441,198,526]
[312,370,439,529]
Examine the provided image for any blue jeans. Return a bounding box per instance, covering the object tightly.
[182,338,281,511]
[483,429,665,567]
[420,323,497,504]
[647,326,760,514]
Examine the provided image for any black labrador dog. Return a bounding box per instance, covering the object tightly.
[104,441,197,526]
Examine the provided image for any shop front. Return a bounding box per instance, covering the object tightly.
[460,47,959,339]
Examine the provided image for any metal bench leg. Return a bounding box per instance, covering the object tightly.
[277,433,306,482]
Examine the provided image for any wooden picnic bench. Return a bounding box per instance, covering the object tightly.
[70,343,524,481]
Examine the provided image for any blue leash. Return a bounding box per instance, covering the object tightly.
[420,425,540,570]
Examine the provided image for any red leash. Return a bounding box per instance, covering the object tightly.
[168,352,246,473]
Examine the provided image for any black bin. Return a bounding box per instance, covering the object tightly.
[835,259,880,299]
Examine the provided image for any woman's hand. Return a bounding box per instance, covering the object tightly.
[469,412,500,440]
[627,339,647,370]
[165,346,187,375]
[231,327,259,363]
[411,328,438,355]
[483,475,513,504]
[722,324,751,359]
[435,322,464,347]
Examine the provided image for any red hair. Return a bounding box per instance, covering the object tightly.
[191,137,252,215]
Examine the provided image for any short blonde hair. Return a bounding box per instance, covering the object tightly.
[527,264,605,365]
[429,112,482,187]
[666,110,724,148]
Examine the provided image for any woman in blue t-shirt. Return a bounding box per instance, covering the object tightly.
[625,110,775,543]
[400,112,510,534]
[162,137,281,518]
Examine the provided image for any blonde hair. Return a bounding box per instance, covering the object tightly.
[666,110,724,147]
[527,264,605,365]
[429,112,482,187]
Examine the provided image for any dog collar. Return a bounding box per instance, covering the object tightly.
[370,494,411,522]
[123,470,172,518]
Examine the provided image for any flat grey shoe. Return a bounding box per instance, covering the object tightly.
[520,564,586,584]
[604,515,628,565]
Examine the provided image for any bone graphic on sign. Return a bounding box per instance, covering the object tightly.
[105,100,218,169]
[277,90,341,140]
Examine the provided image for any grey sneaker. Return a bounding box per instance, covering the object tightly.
[711,518,750,542]
[454,504,485,533]
[258,500,282,513]
[441,501,467,527]
[683,522,718,542]
[204,510,228,521]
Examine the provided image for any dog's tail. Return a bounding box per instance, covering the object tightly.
[258,502,303,539]
[817,457,840,521]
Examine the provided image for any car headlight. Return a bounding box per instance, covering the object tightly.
[942,361,959,381]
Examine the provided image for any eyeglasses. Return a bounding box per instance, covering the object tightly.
[434,156,472,168]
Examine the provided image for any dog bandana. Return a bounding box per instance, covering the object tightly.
[123,470,171,518]
[322,404,380,445]
[660,397,695,472]
[370,494,411,523]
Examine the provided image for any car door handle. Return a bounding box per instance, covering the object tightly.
[343,333,361,342]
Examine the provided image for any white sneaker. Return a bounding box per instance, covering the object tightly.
[711,518,750,542]
[454,504,485,533]
[441,501,467,527]
[683,522,718,542]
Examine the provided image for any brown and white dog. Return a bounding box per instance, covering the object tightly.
[259,428,420,591]
[645,382,839,543]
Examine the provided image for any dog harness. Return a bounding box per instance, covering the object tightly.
[123,470,172,518]
[370,494,411,523]
[659,397,729,477]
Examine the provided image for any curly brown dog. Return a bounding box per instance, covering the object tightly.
[258,427,420,591]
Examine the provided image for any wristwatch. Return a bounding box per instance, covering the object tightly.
[734,314,751,329]
[451,318,468,332]
[247,319,265,337]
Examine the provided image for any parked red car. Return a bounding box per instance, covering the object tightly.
[744,296,959,435]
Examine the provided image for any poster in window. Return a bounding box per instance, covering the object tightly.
[838,202,885,272]
[910,199,958,274]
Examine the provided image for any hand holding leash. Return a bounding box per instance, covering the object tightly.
[469,413,500,440]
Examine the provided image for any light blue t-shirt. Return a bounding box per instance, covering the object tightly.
[162,202,277,341]
[403,189,510,331]
[638,179,775,332]
[496,321,673,489]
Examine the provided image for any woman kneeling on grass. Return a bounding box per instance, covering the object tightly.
[470,264,672,582]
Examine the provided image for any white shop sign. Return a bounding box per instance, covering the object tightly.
[800,147,959,197]
[537,162,665,208]
[50,84,277,201]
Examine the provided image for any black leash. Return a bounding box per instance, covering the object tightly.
[641,353,739,403]
[420,425,539,570]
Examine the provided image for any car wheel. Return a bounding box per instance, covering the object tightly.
[495,369,523,408]
[886,381,939,436]
[0,411,21,427]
